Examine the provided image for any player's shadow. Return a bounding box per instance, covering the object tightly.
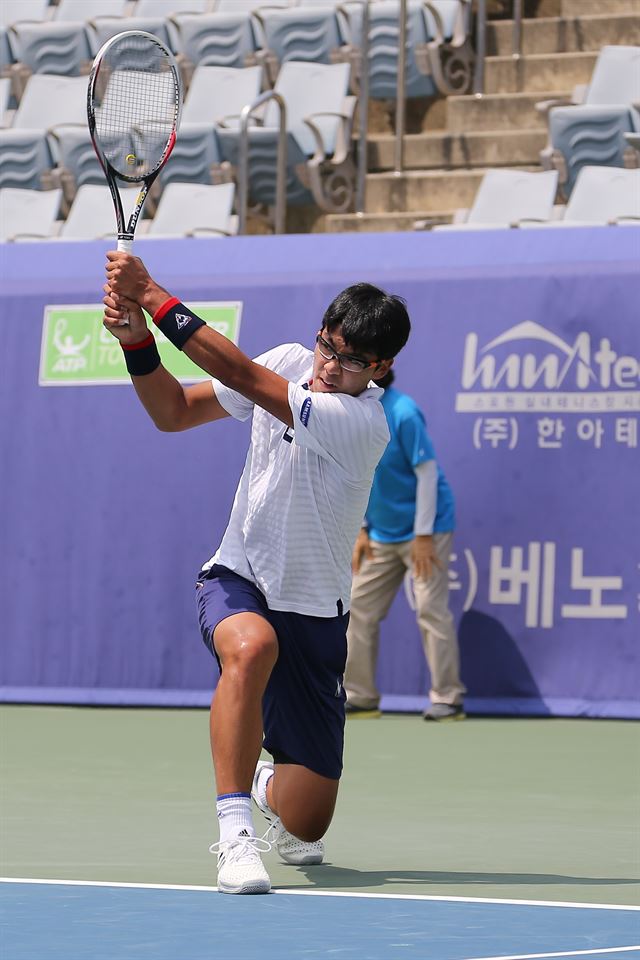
[458,609,549,707]
[284,865,640,890]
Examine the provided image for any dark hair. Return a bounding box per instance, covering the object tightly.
[321,283,410,360]
[374,368,395,390]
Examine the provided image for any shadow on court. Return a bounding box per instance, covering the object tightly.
[284,865,640,890]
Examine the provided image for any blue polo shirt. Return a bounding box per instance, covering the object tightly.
[366,386,455,543]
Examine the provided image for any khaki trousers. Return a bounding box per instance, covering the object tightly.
[344,533,465,709]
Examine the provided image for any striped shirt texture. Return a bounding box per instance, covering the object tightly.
[201,343,389,617]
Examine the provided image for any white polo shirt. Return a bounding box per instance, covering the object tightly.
[200,343,389,617]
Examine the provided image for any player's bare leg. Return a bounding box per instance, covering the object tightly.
[208,613,278,894]
[269,764,339,842]
[210,612,278,792]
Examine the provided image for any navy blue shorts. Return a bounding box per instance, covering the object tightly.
[196,565,348,780]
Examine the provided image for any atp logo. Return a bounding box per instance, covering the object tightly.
[456,321,640,413]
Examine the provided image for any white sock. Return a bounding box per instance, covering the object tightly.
[255,767,274,814]
[216,793,255,844]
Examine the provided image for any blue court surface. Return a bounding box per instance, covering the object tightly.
[1,880,639,960]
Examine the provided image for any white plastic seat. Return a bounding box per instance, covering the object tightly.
[54,0,129,20]
[148,181,236,236]
[0,1,49,28]
[252,6,342,85]
[433,169,559,230]
[7,20,92,78]
[13,74,88,129]
[59,183,137,240]
[522,166,640,227]
[0,187,62,241]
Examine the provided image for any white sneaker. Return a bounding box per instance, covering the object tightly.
[251,760,325,866]
[210,831,272,895]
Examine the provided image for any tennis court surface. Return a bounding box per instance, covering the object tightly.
[1,707,638,958]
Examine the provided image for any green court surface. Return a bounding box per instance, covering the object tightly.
[1,706,638,907]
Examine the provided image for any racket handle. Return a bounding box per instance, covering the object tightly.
[116,234,134,324]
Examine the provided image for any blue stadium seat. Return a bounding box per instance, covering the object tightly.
[153,65,262,199]
[252,6,343,85]
[45,125,105,207]
[0,128,54,190]
[7,21,92,97]
[216,60,355,223]
[340,0,437,100]
[172,10,258,79]
[539,45,640,196]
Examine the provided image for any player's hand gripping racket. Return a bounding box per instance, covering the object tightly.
[88,31,181,320]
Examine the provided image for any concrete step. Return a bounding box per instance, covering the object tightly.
[561,0,639,15]
[487,14,640,57]
[321,210,454,233]
[368,128,546,170]
[362,166,536,214]
[484,50,597,95]
[446,90,565,132]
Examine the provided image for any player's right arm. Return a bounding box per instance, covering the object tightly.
[103,288,229,432]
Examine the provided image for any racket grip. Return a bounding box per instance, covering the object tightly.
[115,235,134,324]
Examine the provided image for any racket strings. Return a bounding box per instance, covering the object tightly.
[92,36,179,179]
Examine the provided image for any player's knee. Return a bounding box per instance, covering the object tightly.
[283,814,330,843]
[225,631,278,676]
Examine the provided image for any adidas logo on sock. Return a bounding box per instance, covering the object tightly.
[238,829,250,838]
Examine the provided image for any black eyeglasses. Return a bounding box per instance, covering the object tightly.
[315,334,376,373]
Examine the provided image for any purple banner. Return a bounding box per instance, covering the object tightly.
[1,228,638,716]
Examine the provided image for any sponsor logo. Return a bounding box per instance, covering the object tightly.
[456,321,640,413]
[40,302,242,386]
[300,396,312,426]
[175,313,192,330]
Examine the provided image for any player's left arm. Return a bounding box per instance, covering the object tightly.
[106,251,294,427]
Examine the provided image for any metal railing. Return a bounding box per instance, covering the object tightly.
[474,0,524,95]
[237,90,287,235]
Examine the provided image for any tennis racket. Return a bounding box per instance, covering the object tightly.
[87,30,182,257]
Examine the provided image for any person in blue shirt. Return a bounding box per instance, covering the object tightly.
[344,370,465,720]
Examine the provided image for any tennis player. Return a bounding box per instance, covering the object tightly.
[103,251,411,894]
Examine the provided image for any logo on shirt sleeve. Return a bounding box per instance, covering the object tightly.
[300,396,312,427]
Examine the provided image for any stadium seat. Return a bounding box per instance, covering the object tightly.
[522,166,640,227]
[182,63,262,125]
[538,45,640,196]
[0,186,62,241]
[45,125,105,207]
[7,21,92,91]
[171,11,258,81]
[432,169,559,230]
[147,181,237,236]
[87,17,173,58]
[58,183,136,240]
[415,0,474,96]
[251,6,343,86]
[135,0,211,15]
[0,76,11,123]
[215,1,290,11]
[0,1,49,27]
[13,74,88,129]
[216,60,355,224]
[338,0,436,99]
[54,0,129,21]
[0,129,54,189]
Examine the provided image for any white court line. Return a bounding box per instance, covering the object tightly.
[464,948,640,960]
[1,878,639,912]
